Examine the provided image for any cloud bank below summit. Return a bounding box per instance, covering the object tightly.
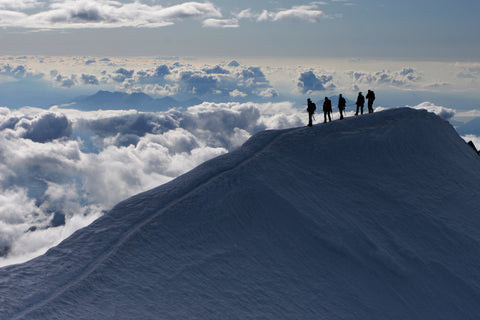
[2,57,458,110]
[0,101,304,266]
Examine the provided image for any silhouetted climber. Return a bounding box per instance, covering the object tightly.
[307,98,316,127]
[355,92,365,115]
[323,97,332,123]
[366,90,375,113]
[338,94,346,120]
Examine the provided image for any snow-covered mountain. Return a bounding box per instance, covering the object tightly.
[1,108,480,319]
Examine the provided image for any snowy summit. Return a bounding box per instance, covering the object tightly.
[1,108,480,319]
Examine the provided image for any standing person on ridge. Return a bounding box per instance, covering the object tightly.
[306,98,316,127]
[366,89,375,113]
[323,97,332,123]
[338,94,346,120]
[355,92,365,115]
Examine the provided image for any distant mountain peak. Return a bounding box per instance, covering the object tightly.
[69,90,202,111]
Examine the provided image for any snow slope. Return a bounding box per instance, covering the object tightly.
[1,108,480,319]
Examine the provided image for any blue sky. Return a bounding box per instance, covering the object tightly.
[0,0,479,59]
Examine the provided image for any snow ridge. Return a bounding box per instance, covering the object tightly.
[7,127,296,320]
[2,108,480,319]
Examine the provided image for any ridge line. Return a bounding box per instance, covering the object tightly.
[10,126,298,319]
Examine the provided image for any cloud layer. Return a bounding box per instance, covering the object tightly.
[0,0,222,28]
[0,1,338,29]
[1,58,448,99]
[0,102,304,266]
[297,70,336,94]
[89,61,277,102]
[348,68,423,88]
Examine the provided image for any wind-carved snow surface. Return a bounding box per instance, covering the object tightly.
[1,108,480,319]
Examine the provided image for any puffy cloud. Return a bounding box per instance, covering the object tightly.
[0,63,44,80]
[111,67,134,83]
[258,88,279,98]
[0,0,40,9]
[179,71,219,95]
[409,102,455,121]
[81,73,99,85]
[348,68,422,87]
[0,0,222,29]
[241,66,266,81]
[297,70,335,93]
[132,65,172,86]
[17,112,73,142]
[0,102,304,266]
[154,64,171,77]
[54,73,77,88]
[2,60,279,102]
[126,63,275,99]
[115,68,134,78]
[230,89,247,98]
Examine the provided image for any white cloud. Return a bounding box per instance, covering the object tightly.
[297,70,336,93]
[203,18,239,28]
[17,111,73,142]
[0,63,44,80]
[348,68,423,88]
[54,73,77,88]
[81,73,99,85]
[113,62,276,100]
[0,1,222,29]
[229,89,247,97]
[3,60,275,101]
[235,8,256,19]
[258,88,279,98]
[258,3,330,23]
[0,0,40,9]
[408,102,455,121]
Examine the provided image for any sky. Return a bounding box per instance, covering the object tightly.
[0,0,479,59]
[0,0,480,266]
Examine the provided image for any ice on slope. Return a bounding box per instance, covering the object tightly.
[1,108,480,319]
